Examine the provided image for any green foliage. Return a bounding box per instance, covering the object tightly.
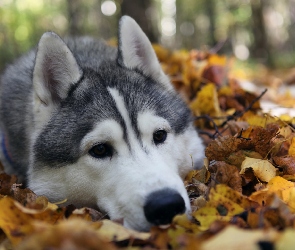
[0,0,294,71]
[0,0,67,70]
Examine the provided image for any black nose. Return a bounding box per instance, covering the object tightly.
[144,188,186,225]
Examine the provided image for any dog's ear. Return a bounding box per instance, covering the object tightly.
[33,32,82,106]
[117,16,173,90]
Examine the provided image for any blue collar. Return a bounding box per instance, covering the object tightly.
[2,135,15,167]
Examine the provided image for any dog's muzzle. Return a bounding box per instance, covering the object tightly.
[143,188,185,226]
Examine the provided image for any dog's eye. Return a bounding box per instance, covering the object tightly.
[153,130,167,145]
[89,143,113,159]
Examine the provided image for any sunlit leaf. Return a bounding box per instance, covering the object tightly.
[240,157,276,182]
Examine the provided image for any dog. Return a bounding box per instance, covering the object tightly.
[0,16,204,231]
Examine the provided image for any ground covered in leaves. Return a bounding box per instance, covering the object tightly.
[1,47,295,249]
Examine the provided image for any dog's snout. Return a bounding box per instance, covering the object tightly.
[144,188,185,225]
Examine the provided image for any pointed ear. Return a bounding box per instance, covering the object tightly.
[33,32,82,106]
[117,16,173,90]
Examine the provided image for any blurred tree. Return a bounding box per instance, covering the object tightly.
[121,0,159,42]
[67,0,83,35]
[1,0,295,70]
[204,0,217,47]
[250,0,274,67]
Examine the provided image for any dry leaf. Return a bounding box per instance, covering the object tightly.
[193,185,249,231]
[0,196,65,246]
[273,155,295,175]
[288,137,295,156]
[240,157,276,182]
[96,220,150,242]
[201,226,278,250]
[16,219,114,250]
[190,83,223,119]
[208,161,242,192]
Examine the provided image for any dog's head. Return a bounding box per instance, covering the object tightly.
[29,16,204,231]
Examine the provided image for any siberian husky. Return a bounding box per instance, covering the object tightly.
[0,16,204,231]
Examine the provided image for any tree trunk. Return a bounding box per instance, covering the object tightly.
[121,0,158,43]
[67,0,83,36]
[250,0,274,67]
[204,0,217,47]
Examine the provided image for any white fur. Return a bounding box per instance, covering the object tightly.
[26,18,204,232]
[119,16,173,91]
[28,93,203,231]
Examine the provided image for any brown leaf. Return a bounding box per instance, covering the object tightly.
[227,120,249,136]
[244,124,280,158]
[0,196,65,246]
[0,173,18,196]
[208,161,242,193]
[273,156,295,175]
[10,185,37,208]
[16,219,114,250]
[226,150,263,169]
[205,135,253,162]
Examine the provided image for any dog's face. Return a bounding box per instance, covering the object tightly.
[28,16,204,231]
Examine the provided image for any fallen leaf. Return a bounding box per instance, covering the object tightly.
[208,161,242,192]
[193,185,250,231]
[17,219,114,250]
[288,137,295,156]
[0,196,65,246]
[190,83,223,121]
[96,219,150,242]
[240,157,276,182]
[276,229,295,250]
[201,225,278,250]
[273,155,295,175]
[205,135,252,162]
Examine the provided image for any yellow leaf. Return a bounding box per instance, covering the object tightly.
[286,188,295,213]
[279,126,293,138]
[193,185,246,231]
[16,219,115,250]
[96,220,150,242]
[0,198,34,245]
[241,112,277,127]
[193,206,226,231]
[288,137,295,156]
[213,184,253,209]
[207,54,227,66]
[240,157,276,182]
[248,189,269,205]
[267,176,294,193]
[279,114,292,122]
[218,86,233,96]
[250,176,295,211]
[190,83,222,120]
[172,214,200,234]
[201,226,278,250]
[276,229,295,250]
[0,197,64,246]
[267,176,295,207]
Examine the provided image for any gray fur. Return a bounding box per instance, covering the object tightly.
[0,36,192,175]
[0,16,204,231]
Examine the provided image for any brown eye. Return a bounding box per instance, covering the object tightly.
[153,130,167,145]
[89,143,113,159]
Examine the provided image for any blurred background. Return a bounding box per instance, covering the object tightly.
[0,0,295,70]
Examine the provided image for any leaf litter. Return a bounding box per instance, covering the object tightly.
[1,45,295,249]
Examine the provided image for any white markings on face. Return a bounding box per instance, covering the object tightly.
[137,111,171,147]
[107,87,140,150]
[80,119,128,156]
